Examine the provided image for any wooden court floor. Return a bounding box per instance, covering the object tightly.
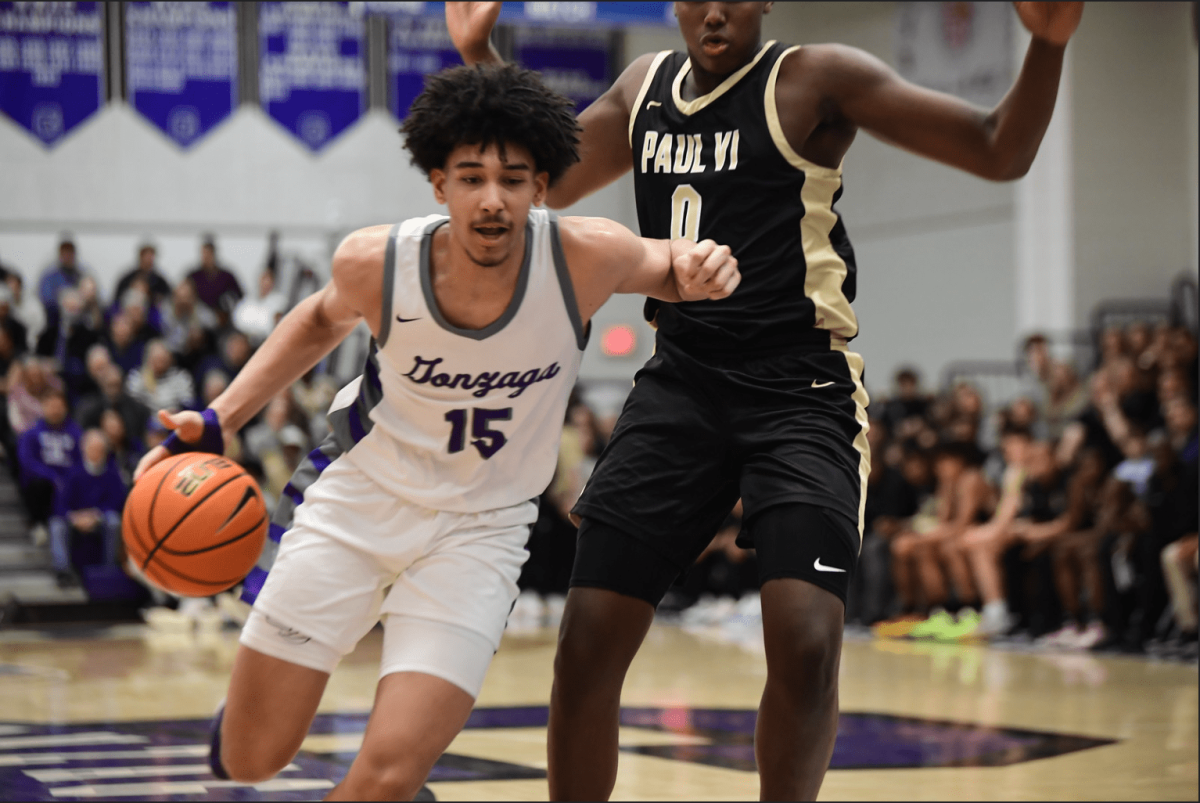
[0,617,1194,801]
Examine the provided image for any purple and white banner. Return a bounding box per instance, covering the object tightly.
[512,26,610,113]
[125,1,238,149]
[260,1,366,152]
[0,1,105,148]
[387,14,460,121]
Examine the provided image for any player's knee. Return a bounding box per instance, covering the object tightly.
[764,611,841,695]
[348,751,429,801]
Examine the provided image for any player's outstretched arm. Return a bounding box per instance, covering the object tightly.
[557,217,740,324]
[446,1,649,208]
[133,226,389,480]
[798,2,1082,180]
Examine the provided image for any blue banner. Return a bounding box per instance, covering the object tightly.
[0,1,105,148]
[513,27,610,113]
[356,2,675,28]
[125,2,237,149]
[260,1,366,152]
[388,14,460,120]
[505,2,674,27]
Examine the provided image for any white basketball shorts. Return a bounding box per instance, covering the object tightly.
[239,455,536,698]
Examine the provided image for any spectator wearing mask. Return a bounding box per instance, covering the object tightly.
[115,244,172,309]
[17,387,81,537]
[47,429,126,588]
[125,339,195,413]
[185,238,242,323]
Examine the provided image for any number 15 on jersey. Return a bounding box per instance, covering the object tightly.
[445,407,511,459]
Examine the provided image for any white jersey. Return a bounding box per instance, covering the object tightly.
[327,208,587,513]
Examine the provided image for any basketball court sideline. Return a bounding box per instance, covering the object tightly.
[0,619,1193,801]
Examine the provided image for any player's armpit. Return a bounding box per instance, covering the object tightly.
[328,225,391,336]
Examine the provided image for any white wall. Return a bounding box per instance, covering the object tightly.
[1070,1,1197,323]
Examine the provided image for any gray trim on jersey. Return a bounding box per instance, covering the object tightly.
[375,222,402,349]
[547,214,590,351]
[418,218,533,340]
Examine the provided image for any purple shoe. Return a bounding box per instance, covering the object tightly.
[209,700,229,780]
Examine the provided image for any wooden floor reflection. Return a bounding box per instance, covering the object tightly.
[0,619,1194,801]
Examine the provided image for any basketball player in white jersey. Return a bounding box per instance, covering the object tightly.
[133,64,740,801]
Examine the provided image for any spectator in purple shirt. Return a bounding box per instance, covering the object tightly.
[17,387,82,536]
[48,428,127,587]
[185,237,243,325]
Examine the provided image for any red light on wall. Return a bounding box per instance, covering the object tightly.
[600,324,637,357]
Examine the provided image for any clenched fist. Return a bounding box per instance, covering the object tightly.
[670,239,741,301]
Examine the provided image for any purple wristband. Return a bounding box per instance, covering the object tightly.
[163,408,225,455]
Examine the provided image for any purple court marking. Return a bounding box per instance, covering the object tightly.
[0,707,1115,800]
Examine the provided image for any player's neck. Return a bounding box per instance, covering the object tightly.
[684,40,762,98]
[428,225,526,331]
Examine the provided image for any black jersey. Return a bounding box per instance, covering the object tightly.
[631,41,859,354]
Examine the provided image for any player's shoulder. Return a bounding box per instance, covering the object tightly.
[610,50,673,107]
[777,42,889,87]
[331,224,394,293]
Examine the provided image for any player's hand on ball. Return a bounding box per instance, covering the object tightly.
[671,239,741,301]
[133,409,206,481]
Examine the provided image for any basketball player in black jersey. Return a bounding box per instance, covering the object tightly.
[451,2,1083,799]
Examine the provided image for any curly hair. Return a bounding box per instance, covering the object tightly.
[401,63,581,185]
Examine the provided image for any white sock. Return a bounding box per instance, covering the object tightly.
[982,600,1008,629]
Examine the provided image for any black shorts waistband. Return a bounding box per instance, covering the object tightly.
[656,331,849,365]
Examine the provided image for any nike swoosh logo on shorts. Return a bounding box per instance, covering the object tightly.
[396,315,421,323]
[813,557,846,573]
[811,380,835,389]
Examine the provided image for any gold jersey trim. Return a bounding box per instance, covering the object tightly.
[764,45,842,178]
[670,40,776,116]
[764,46,859,342]
[627,50,673,148]
[833,344,872,547]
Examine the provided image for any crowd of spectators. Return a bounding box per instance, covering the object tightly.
[0,235,332,593]
[519,326,1199,661]
[1,236,1195,663]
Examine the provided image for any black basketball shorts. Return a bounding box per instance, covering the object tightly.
[570,336,870,606]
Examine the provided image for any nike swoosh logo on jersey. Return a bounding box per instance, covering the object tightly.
[646,100,662,108]
[813,557,846,573]
[396,315,421,323]
[811,380,835,389]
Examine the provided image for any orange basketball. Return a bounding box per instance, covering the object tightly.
[123,453,268,598]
